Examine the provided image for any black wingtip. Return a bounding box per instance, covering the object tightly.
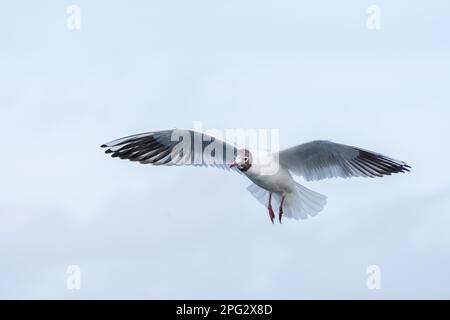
[356,150,412,177]
[100,144,108,148]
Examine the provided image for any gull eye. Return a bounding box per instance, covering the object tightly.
[244,157,249,162]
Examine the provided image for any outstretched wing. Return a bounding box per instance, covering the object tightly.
[101,129,238,170]
[279,140,410,181]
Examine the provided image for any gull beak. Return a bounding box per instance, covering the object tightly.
[230,162,238,169]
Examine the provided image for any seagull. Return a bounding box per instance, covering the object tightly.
[101,129,410,223]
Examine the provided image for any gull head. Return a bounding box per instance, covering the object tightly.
[230,149,253,172]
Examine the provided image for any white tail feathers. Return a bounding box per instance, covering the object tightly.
[246,182,327,220]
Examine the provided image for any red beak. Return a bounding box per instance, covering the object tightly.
[230,163,238,168]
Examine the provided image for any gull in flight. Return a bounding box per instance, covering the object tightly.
[101,129,410,223]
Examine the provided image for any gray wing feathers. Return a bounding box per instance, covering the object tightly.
[101,130,238,170]
[279,140,410,181]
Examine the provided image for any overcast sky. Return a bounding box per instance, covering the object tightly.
[1,0,449,299]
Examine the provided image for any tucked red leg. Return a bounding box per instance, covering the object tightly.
[268,193,275,224]
[279,195,286,224]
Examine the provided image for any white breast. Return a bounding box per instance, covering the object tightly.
[244,151,296,194]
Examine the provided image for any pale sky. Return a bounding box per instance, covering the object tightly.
[0,0,449,299]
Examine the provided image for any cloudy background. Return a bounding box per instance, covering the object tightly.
[1,0,449,299]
